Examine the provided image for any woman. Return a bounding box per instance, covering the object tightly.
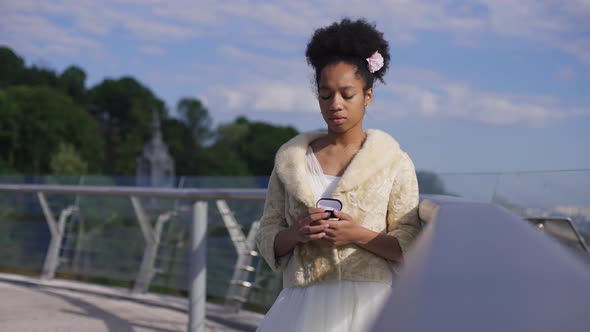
[255,18,421,332]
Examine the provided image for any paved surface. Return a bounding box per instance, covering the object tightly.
[0,273,263,332]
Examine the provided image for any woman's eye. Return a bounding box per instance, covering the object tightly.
[320,95,332,100]
[343,95,354,100]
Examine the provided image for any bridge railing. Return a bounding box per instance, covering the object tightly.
[371,195,590,332]
[1,172,590,332]
[0,183,266,332]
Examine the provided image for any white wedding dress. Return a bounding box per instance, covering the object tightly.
[256,147,392,332]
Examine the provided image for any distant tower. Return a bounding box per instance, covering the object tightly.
[136,110,175,187]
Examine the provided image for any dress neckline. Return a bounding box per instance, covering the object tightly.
[307,146,342,179]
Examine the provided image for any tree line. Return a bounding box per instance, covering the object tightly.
[0,46,298,176]
[0,46,447,194]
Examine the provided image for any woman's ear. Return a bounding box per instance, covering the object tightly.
[364,88,373,108]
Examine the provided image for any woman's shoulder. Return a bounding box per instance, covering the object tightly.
[365,129,400,149]
[363,129,405,158]
[364,129,414,170]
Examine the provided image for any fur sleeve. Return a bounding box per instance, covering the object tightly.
[386,153,421,254]
[255,168,291,272]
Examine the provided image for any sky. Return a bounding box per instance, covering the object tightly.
[1,0,590,174]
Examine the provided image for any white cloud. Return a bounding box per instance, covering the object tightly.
[259,3,326,35]
[0,13,101,57]
[475,95,562,126]
[388,83,439,116]
[217,0,590,65]
[183,35,590,127]
[1,0,198,48]
[122,16,195,41]
[207,81,318,114]
[149,0,221,24]
[199,63,587,127]
[381,68,588,126]
[1,0,588,125]
[557,38,590,67]
[479,0,590,65]
[3,0,590,65]
[218,44,306,74]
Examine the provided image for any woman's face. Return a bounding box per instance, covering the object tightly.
[318,62,372,134]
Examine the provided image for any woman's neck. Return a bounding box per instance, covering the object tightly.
[326,128,366,147]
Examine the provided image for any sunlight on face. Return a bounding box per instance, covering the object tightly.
[318,62,372,133]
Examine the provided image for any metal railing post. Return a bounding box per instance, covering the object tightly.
[131,196,177,294]
[189,201,207,332]
[224,218,260,313]
[130,196,156,293]
[38,192,77,280]
[217,198,263,311]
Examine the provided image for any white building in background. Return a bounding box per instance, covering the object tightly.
[136,110,175,188]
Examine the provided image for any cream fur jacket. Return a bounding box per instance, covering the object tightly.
[255,129,421,288]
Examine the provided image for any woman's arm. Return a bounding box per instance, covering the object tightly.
[255,169,290,272]
[355,227,404,262]
[386,154,421,256]
[326,210,404,262]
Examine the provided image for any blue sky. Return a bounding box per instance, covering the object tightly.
[1,0,589,174]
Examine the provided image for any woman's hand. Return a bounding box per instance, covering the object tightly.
[274,208,331,258]
[322,210,366,247]
[289,208,331,243]
[321,210,404,262]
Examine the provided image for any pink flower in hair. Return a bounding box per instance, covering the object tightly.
[366,51,384,73]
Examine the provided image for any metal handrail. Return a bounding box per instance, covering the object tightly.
[0,183,267,332]
[0,184,266,200]
[371,195,590,332]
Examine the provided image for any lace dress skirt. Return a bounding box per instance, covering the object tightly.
[256,280,391,332]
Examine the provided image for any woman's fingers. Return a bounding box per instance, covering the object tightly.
[298,221,331,242]
[303,223,329,234]
[298,208,325,220]
[294,208,344,243]
[332,210,351,221]
[302,212,331,225]
[304,232,326,241]
[308,207,327,215]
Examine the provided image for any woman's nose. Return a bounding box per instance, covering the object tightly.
[329,94,343,111]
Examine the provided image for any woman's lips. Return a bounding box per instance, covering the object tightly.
[330,117,346,125]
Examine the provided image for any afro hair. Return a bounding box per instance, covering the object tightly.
[305,18,390,90]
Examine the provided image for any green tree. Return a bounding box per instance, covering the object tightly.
[238,120,298,175]
[177,97,212,144]
[25,65,58,87]
[161,117,200,175]
[215,117,250,149]
[0,90,20,172]
[88,77,165,175]
[200,144,251,176]
[4,86,104,174]
[210,117,298,175]
[58,65,87,105]
[0,47,78,94]
[50,142,88,175]
[0,47,27,87]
